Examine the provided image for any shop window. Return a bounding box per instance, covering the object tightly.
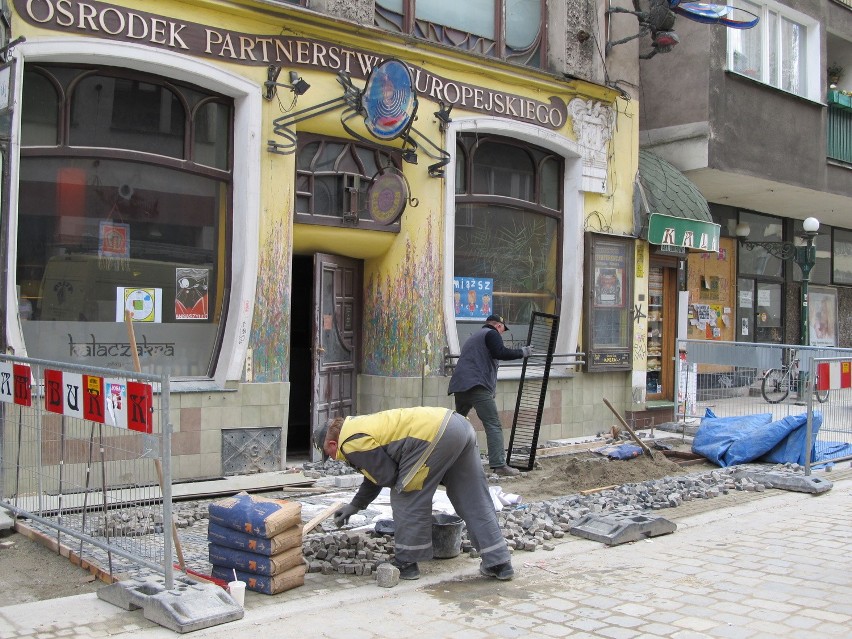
[20,70,59,146]
[375,0,546,67]
[833,228,852,285]
[727,0,819,100]
[583,235,633,371]
[70,74,185,158]
[295,134,402,230]
[16,64,233,378]
[453,134,561,346]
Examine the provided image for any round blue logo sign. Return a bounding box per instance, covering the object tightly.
[362,59,416,141]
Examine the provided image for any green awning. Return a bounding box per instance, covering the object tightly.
[638,150,719,252]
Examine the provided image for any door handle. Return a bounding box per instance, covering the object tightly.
[316,347,325,354]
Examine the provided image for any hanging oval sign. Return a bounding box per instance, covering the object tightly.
[368,168,409,225]
[362,59,417,141]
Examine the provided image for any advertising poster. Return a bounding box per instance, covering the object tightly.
[99,220,130,259]
[175,268,209,320]
[453,277,494,320]
[116,287,162,323]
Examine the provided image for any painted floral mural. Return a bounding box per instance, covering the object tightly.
[364,221,444,377]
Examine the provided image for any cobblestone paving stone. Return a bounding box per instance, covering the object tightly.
[1,464,849,638]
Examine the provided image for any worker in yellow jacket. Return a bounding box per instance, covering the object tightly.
[314,407,513,581]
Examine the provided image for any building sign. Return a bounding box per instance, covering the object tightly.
[368,168,408,225]
[647,213,721,252]
[15,0,567,129]
[362,59,415,141]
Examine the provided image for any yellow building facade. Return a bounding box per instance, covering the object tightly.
[5,0,642,478]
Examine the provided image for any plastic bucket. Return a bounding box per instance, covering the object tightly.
[431,513,464,559]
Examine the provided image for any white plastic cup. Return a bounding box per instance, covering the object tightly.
[228,580,246,607]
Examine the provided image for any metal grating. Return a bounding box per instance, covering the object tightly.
[506,312,559,471]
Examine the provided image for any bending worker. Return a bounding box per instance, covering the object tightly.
[448,313,532,476]
[314,407,514,581]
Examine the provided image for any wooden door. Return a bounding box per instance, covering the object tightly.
[311,253,361,461]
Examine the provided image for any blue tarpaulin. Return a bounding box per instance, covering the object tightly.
[692,409,823,467]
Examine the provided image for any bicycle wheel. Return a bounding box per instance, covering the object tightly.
[761,368,789,403]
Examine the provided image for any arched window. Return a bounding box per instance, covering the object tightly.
[453,134,562,344]
[16,64,233,378]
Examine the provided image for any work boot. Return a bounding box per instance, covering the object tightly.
[391,559,420,580]
[480,561,514,581]
[491,465,520,477]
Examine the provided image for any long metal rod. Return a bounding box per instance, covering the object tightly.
[161,373,174,590]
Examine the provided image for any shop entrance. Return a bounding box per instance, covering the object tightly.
[646,259,678,401]
[288,254,362,461]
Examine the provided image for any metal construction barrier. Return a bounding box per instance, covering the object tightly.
[0,355,174,588]
[675,340,852,474]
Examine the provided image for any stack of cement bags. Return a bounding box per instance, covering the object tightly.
[208,491,305,594]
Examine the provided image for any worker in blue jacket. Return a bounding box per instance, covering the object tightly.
[314,407,514,581]
[448,314,532,476]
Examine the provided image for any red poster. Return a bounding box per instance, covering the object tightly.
[127,382,153,433]
[83,375,105,423]
[13,364,31,407]
[44,369,64,414]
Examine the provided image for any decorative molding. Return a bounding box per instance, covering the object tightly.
[569,98,614,194]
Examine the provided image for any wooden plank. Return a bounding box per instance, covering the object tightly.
[302,500,345,538]
[579,485,617,495]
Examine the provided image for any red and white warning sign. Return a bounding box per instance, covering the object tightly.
[44,369,153,433]
[0,361,32,406]
[815,361,852,391]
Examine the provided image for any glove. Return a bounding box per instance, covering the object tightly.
[521,346,534,358]
[333,503,360,527]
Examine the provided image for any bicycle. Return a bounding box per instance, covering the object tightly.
[760,352,829,404]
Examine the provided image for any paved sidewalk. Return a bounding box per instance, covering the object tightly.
[1,475,850,639]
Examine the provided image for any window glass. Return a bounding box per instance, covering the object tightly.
[729,0,814,99]
[415,0,495,39]
[540,157,560,210]
[194,101,231,170]
[737,211,783,277]
[70,75,185,158]
[730,0,762,79]
[455,203,557,341]
[506,0,540,49]
[17,64,232,378]
[21,71,59,146]
[472,141,534,201]
[453,133,561,345]
[779,17,806,95]
[833,229,852,285]
[294,135,401,228]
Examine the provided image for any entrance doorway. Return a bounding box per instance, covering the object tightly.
[646,259,678,401]
[287,254,362,461]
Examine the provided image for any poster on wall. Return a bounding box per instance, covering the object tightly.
[593,267,624,307]
[808,287,837,347]
[175,268,209,320]
[116,287,162,323]
[453,276,493,320]
[99,221,130,260]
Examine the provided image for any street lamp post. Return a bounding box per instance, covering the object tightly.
[735,217,820,346]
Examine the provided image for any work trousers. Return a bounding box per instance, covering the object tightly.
[453,385,506,468]
[390,412,510,569]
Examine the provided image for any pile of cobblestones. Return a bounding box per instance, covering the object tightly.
[298,461,806,577]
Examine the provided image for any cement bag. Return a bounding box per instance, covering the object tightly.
[208,544,304,577]
[208,492,301,538]
[208,521,303,556]
[212,564,305,595]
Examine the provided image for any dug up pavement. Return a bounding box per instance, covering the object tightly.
[1,465,850,639]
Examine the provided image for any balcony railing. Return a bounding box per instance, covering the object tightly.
[828,104,852,164]
[831,0,852,10]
